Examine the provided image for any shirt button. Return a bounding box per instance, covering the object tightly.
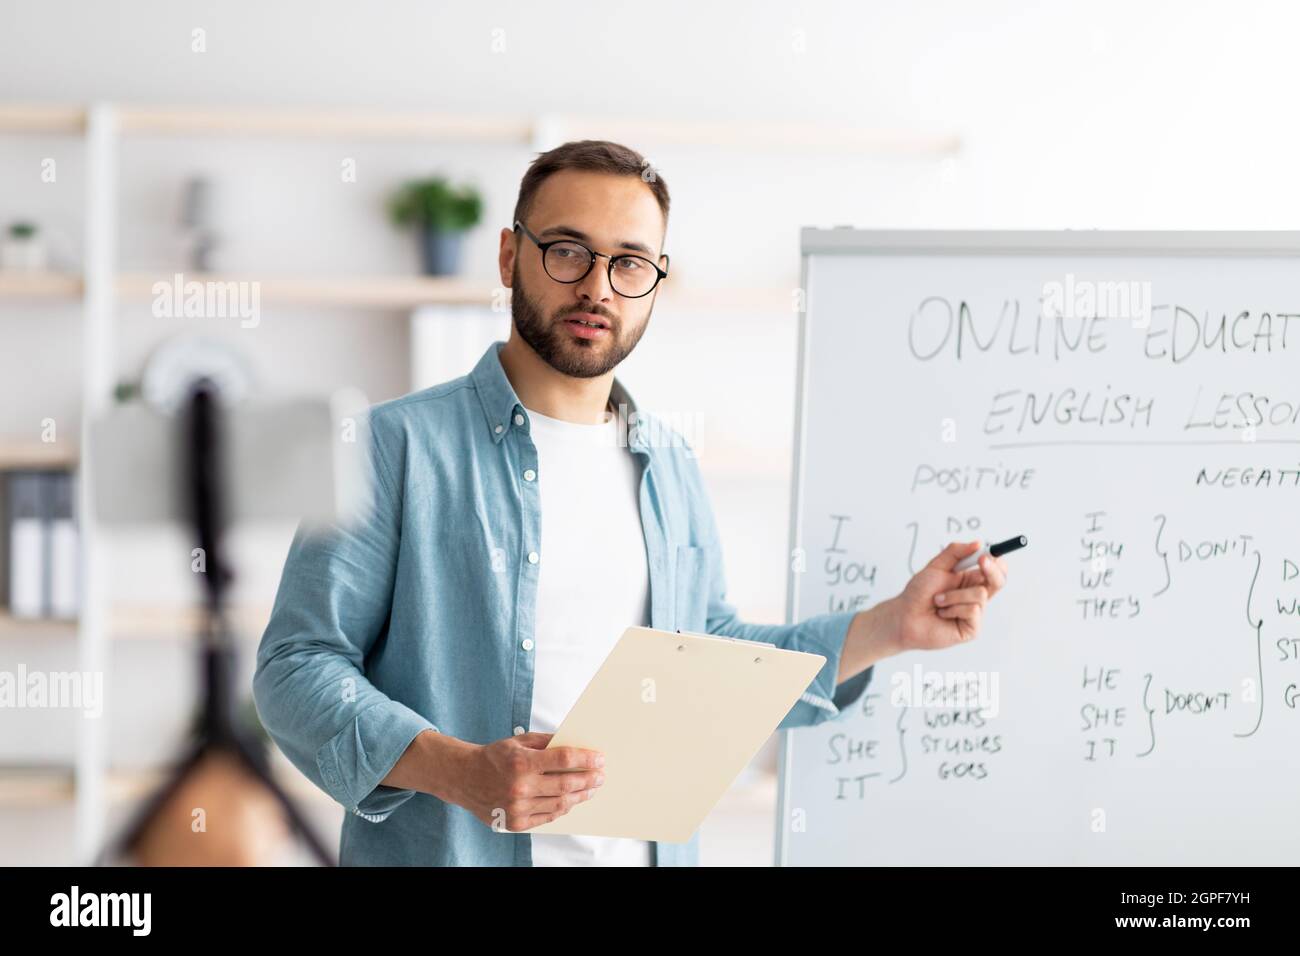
[527,551,539,564]
[523,468,536,481]
[522,638,534,651]
[513,726,526,736]
[514,413,525,426]
[493,424,503,434]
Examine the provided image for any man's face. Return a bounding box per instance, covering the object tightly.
[503,169,667,379]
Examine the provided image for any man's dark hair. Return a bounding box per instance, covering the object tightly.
[512,140,670,238]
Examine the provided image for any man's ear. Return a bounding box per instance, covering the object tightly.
[498,226,517,286]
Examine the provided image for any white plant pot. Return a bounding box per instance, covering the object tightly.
[0,237,49,272]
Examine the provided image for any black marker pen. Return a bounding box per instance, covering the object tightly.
[953,534,1028,573]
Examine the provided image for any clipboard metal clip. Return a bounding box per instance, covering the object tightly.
[675,627,777,649]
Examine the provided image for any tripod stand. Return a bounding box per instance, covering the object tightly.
[98,380,335,866]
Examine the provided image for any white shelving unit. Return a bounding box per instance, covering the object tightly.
[0,100,960,861]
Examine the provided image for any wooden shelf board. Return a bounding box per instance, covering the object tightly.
[112,106,958,156]
[561,116,961,156]
[0,606,276,641]
[0,104,85,135]
[0,765,331,808]
[0,613,78,638]
[0,271,83,299]
[116,274,800,312]
[117,273,502,309]
[0,441,79,470]
[0,767,76,806]
[108,604,274,641]
[0,103,960,157]
[0,269,798,313]
[118,107,534,143]
[108,765,331,806]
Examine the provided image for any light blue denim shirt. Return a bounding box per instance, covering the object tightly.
[253,340,873,866]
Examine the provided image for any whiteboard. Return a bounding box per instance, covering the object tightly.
[776,230,1300,866]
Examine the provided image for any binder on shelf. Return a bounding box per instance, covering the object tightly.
[48,471,78,619]
[0,471,7,611]
[7,471,47,619]
[2,469,79,621]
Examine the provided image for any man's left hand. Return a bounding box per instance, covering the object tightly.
[889,539,1009,651]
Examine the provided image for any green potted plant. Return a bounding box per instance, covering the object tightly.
[388,176,483,276]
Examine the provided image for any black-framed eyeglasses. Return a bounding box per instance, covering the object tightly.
[513,220,669,299]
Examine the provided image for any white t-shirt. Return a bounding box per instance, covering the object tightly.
[525,402,654,867]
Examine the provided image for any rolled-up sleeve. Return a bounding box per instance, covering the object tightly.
[252,416,434,821]
[691,467,873,730]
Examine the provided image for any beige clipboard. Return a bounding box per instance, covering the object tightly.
[529,625,826,843]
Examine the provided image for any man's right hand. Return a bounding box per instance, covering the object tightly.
[449,732,605,832]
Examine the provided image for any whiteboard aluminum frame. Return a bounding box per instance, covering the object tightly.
[799,228,1300,258]
[774,228,1300,867]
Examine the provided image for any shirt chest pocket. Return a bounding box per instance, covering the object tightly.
[673,543,710,632]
